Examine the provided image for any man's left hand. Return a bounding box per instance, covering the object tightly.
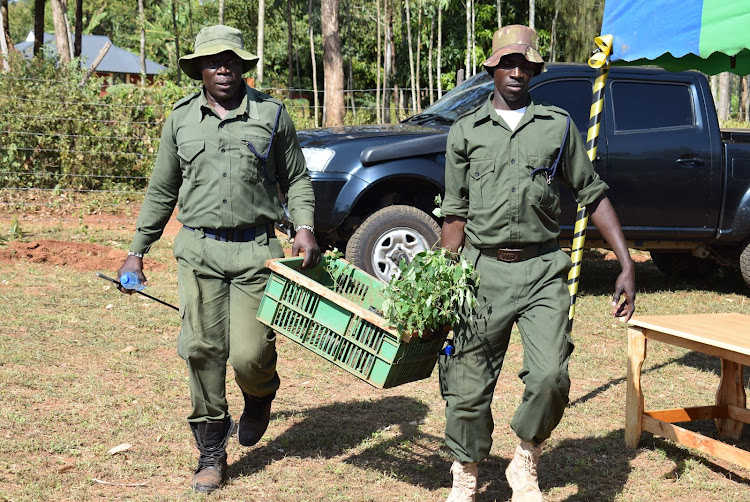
[292,229,321,269]
[612,268,636,322]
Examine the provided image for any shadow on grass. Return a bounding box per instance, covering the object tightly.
[577,251,748,297]
[229,396,434,477]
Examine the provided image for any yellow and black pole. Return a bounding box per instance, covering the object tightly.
[567,34,613,330]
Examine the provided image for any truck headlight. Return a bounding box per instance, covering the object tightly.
[302,147,335,172]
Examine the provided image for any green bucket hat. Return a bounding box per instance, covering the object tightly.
[482,25,544,73]
[179,25,259,80]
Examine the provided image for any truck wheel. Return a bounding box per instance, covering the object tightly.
[740,242,750,288]
[346,205,440,282]
[649,251,717,280]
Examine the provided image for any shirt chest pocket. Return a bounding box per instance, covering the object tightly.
[526,154,559,209]
[240,136,272,184]
[177,140,206,186]
[468,158,497,209]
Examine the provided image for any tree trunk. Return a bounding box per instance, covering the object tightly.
[257,0,265,86]
[718,72,730,122]
[471,0,475,76]
[62,0,73,60]
[345,0,355,117]
[33,0,44,56]
[138,0,146,85]
[376,0,381,122]
[745,75,750,122]
[321,0,345,126]
[0,5,9,72]
[497,0,502,28]
[550,0,559,62]
[50,0,71,63]
[529,0,535,30]
[172,0,181,82]
[308,0,319,127]
[287,0,293,98]
[383,0,392,123]
[416,4,422,113]
[465,0,470,76]
[219,0,225,24]
[437,2,442,99]
[428,11,434,106]
[73,0,82,58]
[405,0,416,116]
[710,74,718,110]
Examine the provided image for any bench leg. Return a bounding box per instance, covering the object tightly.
[715,359,746,440]
[626,327,647,447]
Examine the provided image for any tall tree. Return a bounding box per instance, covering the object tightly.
[172,0,181,82]
[0,4,9,72]
[383,0,392,122]
[529,0,535,30]
[376,0,381,122]
[550,0,559,62]
[497,0,502,28]
[427,6,434,105]
[287,0,293,98]
[138,0,146,85]
[257,0,265,86]
[321,0,344,126]
[50,0,71,63]
[464,0,469,76]
[437,0,442,98]
[73,0,82,58]
[309,0,319,126]
[33,0,44,56]
[405,0,416,114]
[718,72,730,121]
[219,0,225,24]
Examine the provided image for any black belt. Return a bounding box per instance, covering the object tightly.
[184,224,270,242]
[466,240,558,263]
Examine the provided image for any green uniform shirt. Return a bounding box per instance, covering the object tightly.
[130,84,314,254]
[441,95,609,248]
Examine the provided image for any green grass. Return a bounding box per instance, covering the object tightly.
[0,220,749,501]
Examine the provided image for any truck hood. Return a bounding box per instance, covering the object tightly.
[298,123,448,166]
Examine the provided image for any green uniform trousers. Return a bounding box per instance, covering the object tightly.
[439,244,574,463]
[173,226,284,423]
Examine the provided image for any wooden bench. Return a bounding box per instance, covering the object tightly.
[626,313,750,469]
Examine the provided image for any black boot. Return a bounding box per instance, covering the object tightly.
[238,391,275,447]
[189,417,234,493]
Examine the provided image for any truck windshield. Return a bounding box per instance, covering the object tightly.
[404,72,493,125]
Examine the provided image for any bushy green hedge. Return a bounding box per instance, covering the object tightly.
[1,51,184,191]
[1,52,385,192]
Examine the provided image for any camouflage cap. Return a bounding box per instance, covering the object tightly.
[482,25,544,70]
[179,25,259,80]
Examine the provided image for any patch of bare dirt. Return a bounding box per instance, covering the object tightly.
[0,240,165,272]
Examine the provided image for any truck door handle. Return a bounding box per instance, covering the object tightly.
[676,156,704,167]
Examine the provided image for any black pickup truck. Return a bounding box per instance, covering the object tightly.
[298,63,750,288]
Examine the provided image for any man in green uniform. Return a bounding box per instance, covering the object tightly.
[439,25,635,502]
[116,25,320,493]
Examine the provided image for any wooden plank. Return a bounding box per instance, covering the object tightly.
[638,328,750,367]
[716,359,746,439]
[644,405,727,423]
[626,327,647,448]
[642,415,750,470]
[627,314,750,359]
[729,405,750,424]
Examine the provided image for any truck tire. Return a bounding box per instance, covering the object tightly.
[649,251,717,280]
[740,241,750,289]
[345,205,440,282]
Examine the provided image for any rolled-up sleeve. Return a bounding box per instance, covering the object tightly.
[441,124,470,218]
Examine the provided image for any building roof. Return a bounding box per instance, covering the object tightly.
[15,32,167,75]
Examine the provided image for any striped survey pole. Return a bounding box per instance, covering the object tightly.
[567,34,613,330]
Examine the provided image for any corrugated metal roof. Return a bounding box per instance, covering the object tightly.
[15,32,167,75]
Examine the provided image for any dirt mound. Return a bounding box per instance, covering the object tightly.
[0,240,165,272]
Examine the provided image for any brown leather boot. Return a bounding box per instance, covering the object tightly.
[238,391,275,447]
[189,417,234,493]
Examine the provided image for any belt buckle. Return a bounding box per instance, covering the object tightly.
[497,249,521,263]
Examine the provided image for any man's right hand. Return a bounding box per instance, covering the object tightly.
[116,255,147,295]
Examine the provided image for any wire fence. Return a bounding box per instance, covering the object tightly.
[0,69,445,231]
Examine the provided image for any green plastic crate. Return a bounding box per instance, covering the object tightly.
[257,255,446,388]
